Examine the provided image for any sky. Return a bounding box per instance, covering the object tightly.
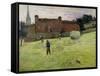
[19,4,96,24]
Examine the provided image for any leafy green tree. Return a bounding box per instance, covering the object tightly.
[76,18,84,32]
[82,14,92,23]
[76,14,93,32]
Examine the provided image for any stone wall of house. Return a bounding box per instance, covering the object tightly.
[35,15,80,33]
[63,23,80,32]
[35,19,62,33]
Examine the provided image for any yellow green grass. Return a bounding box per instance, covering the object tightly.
[19,32,96,72]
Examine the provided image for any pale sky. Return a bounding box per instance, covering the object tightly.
[19,4,96,24]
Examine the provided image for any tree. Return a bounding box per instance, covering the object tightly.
[76,14,93,32]
[76,18,84,32]
[19,21,27,46]
[82,14,92,24]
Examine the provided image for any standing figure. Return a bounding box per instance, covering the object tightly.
[46,40,51,55]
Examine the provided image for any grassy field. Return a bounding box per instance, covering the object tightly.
[19,32,96,72]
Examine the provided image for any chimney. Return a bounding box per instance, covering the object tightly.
[58,16,62,21]
[35,15,39,23]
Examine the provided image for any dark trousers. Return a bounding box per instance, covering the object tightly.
[46,47,51,55]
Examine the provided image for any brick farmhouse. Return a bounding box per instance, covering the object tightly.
[24,15,80,41]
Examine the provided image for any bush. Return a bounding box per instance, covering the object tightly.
[70,31,80,40]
